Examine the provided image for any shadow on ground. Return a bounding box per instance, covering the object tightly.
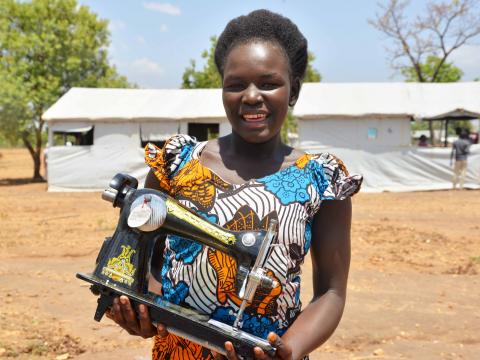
[0,177,45,186]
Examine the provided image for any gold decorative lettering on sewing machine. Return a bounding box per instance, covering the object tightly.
[165,198,236,245]
[101,244,136,286]
[76,173,277,359]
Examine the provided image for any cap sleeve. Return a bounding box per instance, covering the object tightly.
[144,134,198,193]
[311,153,362,201]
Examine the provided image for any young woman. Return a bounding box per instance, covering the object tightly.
[107,9,362,360]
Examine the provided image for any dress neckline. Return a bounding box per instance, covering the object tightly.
[194,140,310,186]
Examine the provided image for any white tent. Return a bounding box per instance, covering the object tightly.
[43,83,480,192]
[43,87,229,191]
[294,82,480,191]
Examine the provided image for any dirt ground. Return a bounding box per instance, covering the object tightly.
[0,148,479,360]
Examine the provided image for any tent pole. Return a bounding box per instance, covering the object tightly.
[444,119,449,147]
[429,121,434,145]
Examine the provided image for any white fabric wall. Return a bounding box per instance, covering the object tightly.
[140,121,179,140]
[299,118,411,150]
[47,145,148,191]
[301,144,480,192]
[46,119,232,191]
[94,123,140,147]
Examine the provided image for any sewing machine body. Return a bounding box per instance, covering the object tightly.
[77,174,277,359]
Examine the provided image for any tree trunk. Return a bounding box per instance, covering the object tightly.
[21,128,45,182]
[32,150,43,181]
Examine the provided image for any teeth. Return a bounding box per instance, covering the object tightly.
[243,114,266,121]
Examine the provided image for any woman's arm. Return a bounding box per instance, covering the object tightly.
[224,198,352,360]
[281,198,352,360]
[145,168,162,190]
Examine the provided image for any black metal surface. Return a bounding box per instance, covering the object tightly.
[76,272,275,359]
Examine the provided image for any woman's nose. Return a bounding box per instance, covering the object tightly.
[242,83,262,105]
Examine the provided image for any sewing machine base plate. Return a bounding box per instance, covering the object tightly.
[76,272,275,359]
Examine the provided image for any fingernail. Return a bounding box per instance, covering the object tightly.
[139,304,146,313]
[120,297,127,305]
[225,342,233,351]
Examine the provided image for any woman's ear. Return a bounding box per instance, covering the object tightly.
[289,77,301,107]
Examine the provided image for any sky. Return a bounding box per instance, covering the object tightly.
[77,0,480,89]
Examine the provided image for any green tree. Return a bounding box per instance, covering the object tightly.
[304,52,322,82]
[281,52,322,143]
[181,37,321,143]
[0,0,133,181]
[403,55,467,142]
[182,36,221,89]
[401,55,463,83]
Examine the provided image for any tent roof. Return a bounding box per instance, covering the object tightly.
[294,82,480,120]
[43,87,225,122]
[43,83,480,122]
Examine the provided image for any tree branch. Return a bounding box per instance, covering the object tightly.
[370,0,480,82]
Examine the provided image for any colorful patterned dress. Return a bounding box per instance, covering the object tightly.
[145,134,362,360]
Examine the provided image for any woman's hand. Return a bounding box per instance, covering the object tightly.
[215,332,293,360]
[106,295,168,339]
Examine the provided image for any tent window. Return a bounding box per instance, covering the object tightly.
[53,127,94,146]
[188,123,219,141]
[367,128,378,140]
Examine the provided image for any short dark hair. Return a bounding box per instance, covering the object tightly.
[214,9,308,81]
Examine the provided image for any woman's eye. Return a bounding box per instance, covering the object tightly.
[224,83,245,92]
[260,83,278,90]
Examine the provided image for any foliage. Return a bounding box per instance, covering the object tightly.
[370,0,480,145]
[304,52,322,83]
[370,0,480,82]
[181,36,321,144]
[401,56,463,82]
[0,0,133,179]
[182,36,221,89]
[411,119,471,135]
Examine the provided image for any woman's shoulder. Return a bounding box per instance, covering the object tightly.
[302,152,363,200]
[145,134,203,181]
[146,134,198,159]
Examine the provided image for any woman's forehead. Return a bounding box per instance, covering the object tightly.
[223,41,290,75]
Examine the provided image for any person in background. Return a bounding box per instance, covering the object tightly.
[418,134,429,147]
[451,128,471,189]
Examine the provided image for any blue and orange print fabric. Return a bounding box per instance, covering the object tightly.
[145,134,362,360]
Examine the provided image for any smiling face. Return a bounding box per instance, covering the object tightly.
[222,41,299,144]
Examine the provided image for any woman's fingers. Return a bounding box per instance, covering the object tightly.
[138,304,156,338]
[262,332,293,360]
[157,323,169,338]
[108,296,158,338]
[212,350,226,360]
[112,297,128,327]
[224,341,239,360]
[120,296,141,334]
[115,296,139,335]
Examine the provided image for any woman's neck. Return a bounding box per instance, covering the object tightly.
[224,132,287,161]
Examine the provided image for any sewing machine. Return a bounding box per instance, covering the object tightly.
[76,173,277,359]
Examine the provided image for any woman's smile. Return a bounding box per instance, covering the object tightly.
[222,41,296,144]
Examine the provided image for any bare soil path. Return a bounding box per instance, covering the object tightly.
[1,148,479,359]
